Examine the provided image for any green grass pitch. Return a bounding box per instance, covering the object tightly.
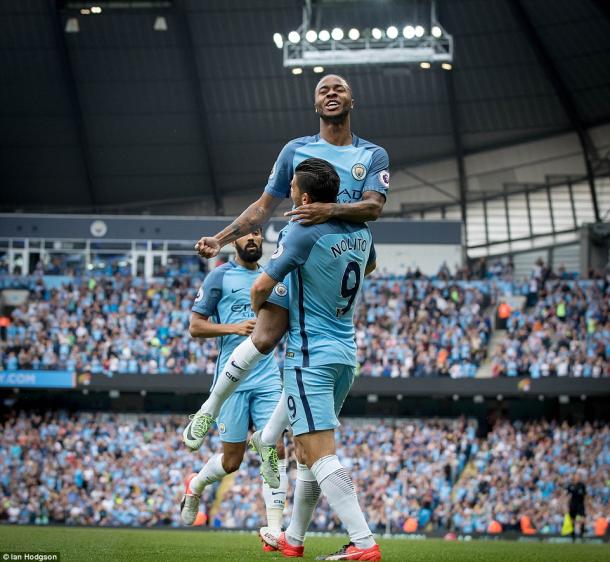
[0,526,608,562]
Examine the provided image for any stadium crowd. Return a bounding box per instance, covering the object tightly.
[1,411,608,536]
[0,272,494,378]
[489,281,609,378]
[217,418,478,532]
[0,411,216,527]
[356,279,491,378]
[0,275,215,376]
[451,420,610,536]
[0,260,608,378]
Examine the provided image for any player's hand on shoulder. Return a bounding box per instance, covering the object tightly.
[194,237,220,258]
[233,319,256,336]
[284,202,335,226]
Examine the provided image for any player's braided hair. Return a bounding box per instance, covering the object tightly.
[294,157,340,203]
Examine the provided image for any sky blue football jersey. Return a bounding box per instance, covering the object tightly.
[192,261,281,393]
[265,134,390,204]
[264,220,375,368]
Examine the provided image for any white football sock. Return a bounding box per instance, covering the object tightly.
[190,453,227,495]
[261,390,290,445]
[285,463,321,546]
[263,459,288,532]
[311,455,375,550]
[201,337,265,418]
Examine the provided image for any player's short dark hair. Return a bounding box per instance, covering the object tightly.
[315,74,352,94]
[294,158,340,203]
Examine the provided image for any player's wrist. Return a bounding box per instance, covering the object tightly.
[212,234,227,247]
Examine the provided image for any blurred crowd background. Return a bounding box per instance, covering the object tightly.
[0,259,607,379]
[1,258,608,538]
[1,412,608,536]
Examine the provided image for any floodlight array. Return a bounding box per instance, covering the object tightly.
[274,24,453,72]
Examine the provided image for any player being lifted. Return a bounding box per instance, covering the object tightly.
[183,75,389,473]
[180,229,288,547]
[253,158,380,560]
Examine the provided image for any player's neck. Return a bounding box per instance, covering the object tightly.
[319,118,352,146]
[234,256,258,271]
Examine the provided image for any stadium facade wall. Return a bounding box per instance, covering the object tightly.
[0,215,461,245]
[0,214,463,275]
[74,372,610,398]
[6,386,610,426]
[384,123,610,212]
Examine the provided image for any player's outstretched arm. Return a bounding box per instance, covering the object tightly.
[189,312,256,338]
[195,193,283,258]
[250,273,278,315]
[284,191,385,226]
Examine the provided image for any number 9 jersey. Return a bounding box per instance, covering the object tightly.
[264,219,375,369]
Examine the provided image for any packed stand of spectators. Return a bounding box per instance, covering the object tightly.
[490,263,609,378]
[0,411,218,527]
[218,418,477,532]
[355,279,492,378]
[0,411,477,532]
[0,275,218,376]
[0,272,493,378]
[2,411,607,536]
[1,260,608,378]
[451,420,610,535]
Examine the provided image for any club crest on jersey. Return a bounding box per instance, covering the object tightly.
[274,283,288,297]
[194,287,203,302]
[379,170,390,187]
[271,244,284,260]
[218,423,226,434]
[351,163,367,181]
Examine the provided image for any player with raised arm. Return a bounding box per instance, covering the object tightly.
[179,229,288,549]
[252,158,380,560]
[183,75,390,472]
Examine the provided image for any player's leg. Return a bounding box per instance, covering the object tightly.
[294,365,379,560]
[250,388,290,488]
[260,367,335,552]
[261,388,290,445]
[180,440,247,525]
[249,389,289,537]
[260,442,318,558]
[183,300,288,451]
[180,394,248,525]
[259,366,321,557]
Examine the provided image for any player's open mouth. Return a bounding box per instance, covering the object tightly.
[325,101,340,110]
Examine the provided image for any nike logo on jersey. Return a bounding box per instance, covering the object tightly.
[271,491,285,496]
[231,288,244,293]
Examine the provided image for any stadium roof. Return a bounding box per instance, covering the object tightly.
[1,0,609,214]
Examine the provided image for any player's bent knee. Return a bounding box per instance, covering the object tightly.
[250,333,277,355]
[221,443,246,473]
[294,442,308,466]
[222,456,243,474]
[251,303,288,354]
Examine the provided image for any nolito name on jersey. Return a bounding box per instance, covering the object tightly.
[330,236,368,259]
